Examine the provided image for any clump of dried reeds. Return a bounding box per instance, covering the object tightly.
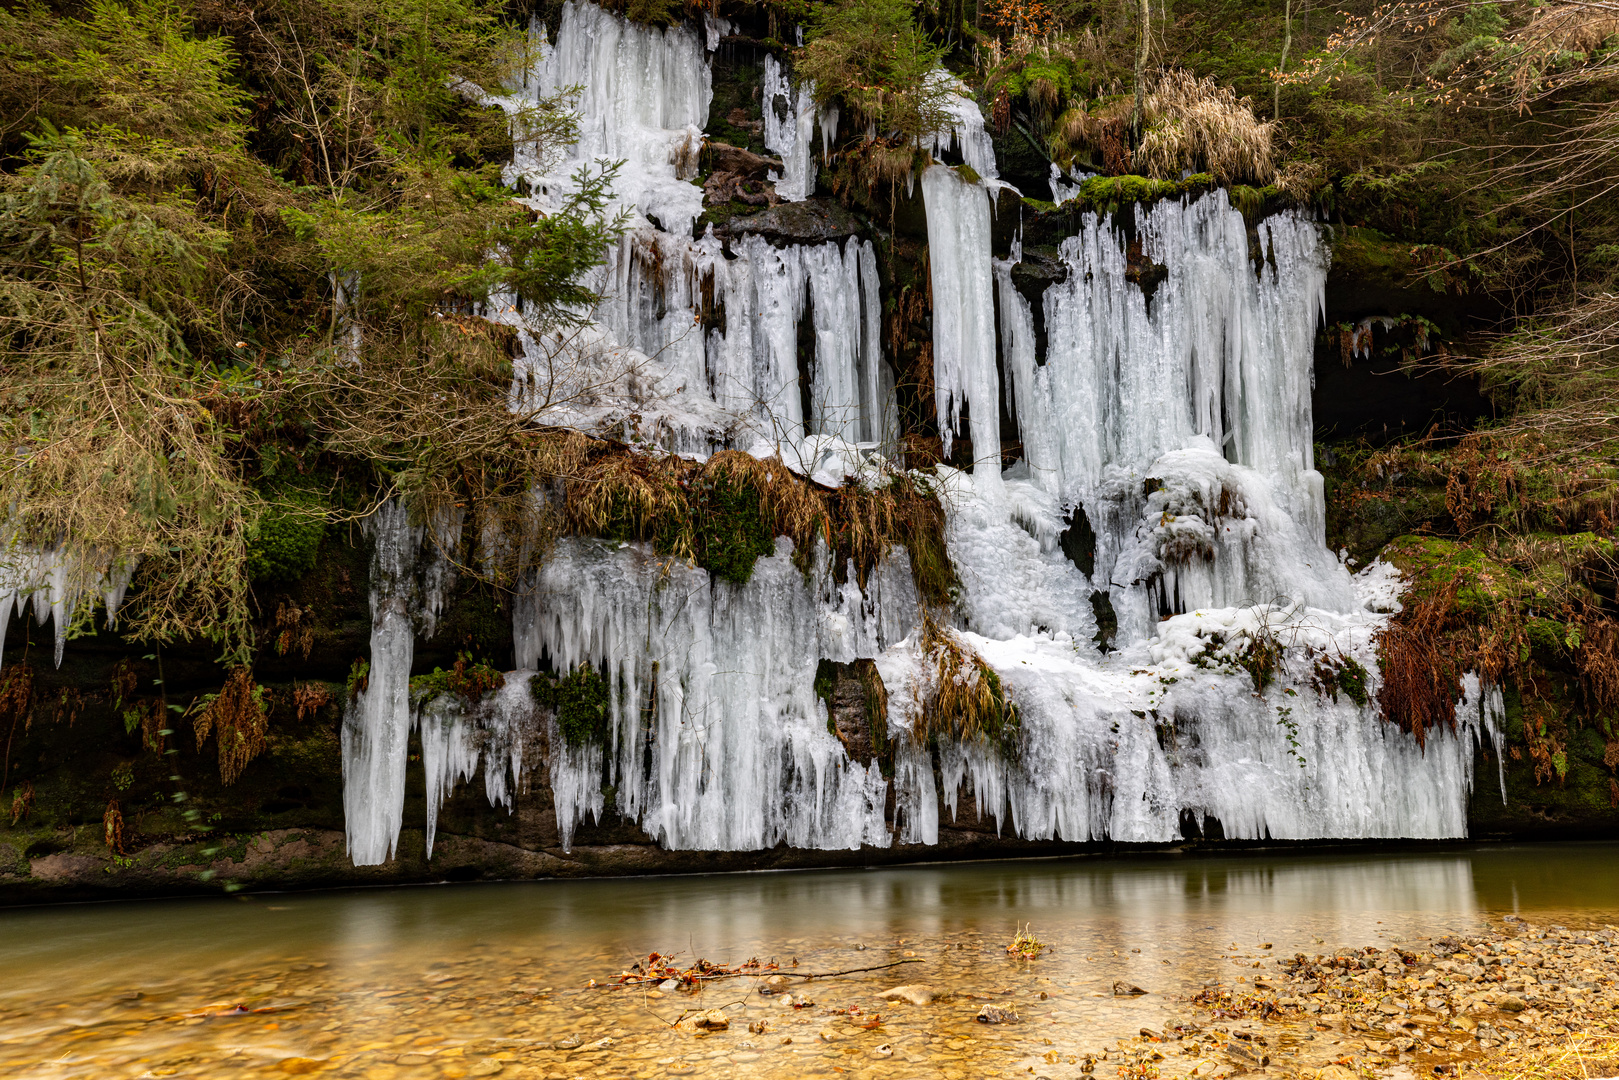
[561,443,956,603]
[916,616,1018,750]
[1135,70,1276,185]
[1375,583,1463,749]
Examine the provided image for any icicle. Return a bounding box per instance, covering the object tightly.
[0,545,139,671]
[921,165,1000,486]
[922,70,998,181]
[419,695,479,860]
[509,1,711,236]
[342,501,423,866]
[418,673,534,859]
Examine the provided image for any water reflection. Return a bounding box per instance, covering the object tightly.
[0,844,1615,1079]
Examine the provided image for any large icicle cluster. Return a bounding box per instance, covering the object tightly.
[513,540,919,851]
[492,2,895,464]
[341,501,468,866]
[334,2,1504,865]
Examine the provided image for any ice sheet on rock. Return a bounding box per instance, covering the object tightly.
[901,572,1501,843]
[514,537,918,850]
[938,467,1096,641]
[506,0,711,236]
[762,54,823,202]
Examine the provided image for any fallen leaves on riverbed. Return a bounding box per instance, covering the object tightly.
[615,952,776,988]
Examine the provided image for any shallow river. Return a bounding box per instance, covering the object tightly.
[3,843,1617,1079]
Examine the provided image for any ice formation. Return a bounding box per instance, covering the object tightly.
[513,539,919,851]
[341,501,465,866]
[419,676,535,857]
[489,3,895,461]
[333,1,1506,864]
[505,0,710,235]
[0,546,135,668]
[762,54,824,202]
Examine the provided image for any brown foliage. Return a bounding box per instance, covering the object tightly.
[1135,70,1276,185]
[0,663,33,732]
[192,668,268,786]
[915,616,1018,748]
[275,601,315,659]
[292,681,333,721]
[51,686,84,726]
[9,781,32,826]
[1375,583,1463,749]
[561,443,956,605]
[103,799,124,854]
[109,658,138,713]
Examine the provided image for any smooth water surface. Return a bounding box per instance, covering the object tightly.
[2,843,1615,1079]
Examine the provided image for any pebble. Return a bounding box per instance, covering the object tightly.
[877,984,936,1006]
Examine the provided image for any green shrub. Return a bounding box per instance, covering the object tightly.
[532,663,611,748]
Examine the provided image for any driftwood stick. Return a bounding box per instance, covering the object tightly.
[775,957,926,980]
[616,956,926,988]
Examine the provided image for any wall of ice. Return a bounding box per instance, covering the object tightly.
[513,539,919,851]
[495,1,895,463]
[331,3,1505,865]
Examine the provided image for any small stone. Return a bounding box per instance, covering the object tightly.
[877,984,936,1006]
[977,1005,1019,1024]
[677,1009,730,1032]
[871,1044,894,1058]
[468,1061,503,1077]
[1317,1066,1358,1080]
[658,979,679,991]
[759,974,791,995]
[747,1020,767,1035]
[819,1028,840,1042]
[1113,982,1148,996]
[555,1035,582,1050]
[1497,995,1527,1013]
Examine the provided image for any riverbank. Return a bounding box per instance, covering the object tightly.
[0,851,1614,1078]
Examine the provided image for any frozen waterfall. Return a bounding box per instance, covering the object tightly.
[494,2,895,460]
[333,1,1504,864]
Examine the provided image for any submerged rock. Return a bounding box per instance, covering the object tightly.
[977,1004,1019,1023]
[677,1008,731,1032]
[1114,982,1149,996]
[877,984,936,1006]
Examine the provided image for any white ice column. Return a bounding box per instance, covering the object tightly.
[342,501,424,867]
[923,165,1001,487]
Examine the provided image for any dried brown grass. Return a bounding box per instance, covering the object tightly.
[103,799,124,854]
[0,663,33,732]
[1136,70,1276,185]
[292,681,333,722]
[915,616,1018,748]
[561,443,956,605]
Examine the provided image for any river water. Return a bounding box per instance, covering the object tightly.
[3,843,1616,1079]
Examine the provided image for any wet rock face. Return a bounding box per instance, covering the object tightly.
[715,198,866,247]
